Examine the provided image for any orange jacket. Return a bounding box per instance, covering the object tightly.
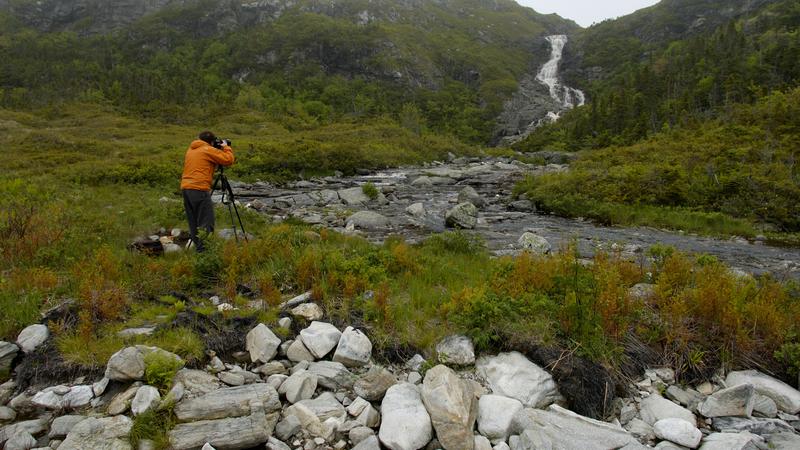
[180,139,235,191]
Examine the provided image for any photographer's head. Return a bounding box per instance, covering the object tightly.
[199,131,216,145]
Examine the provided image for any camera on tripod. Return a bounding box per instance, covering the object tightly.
[212,137,232,149]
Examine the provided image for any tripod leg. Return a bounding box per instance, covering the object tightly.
[223,175,248,242]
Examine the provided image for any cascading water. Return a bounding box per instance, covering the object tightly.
[535,35,585,124]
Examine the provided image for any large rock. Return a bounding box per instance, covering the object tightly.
[169,410,278,450]
[711,416,795,435]
[347,211,390,230]
[279,371,318,404]
[476,352,560,408]
[333,327,372,367]
[726,370,800,414]
[436,335,475,366]
[752,394,778,417]
[246,324,282,364]
[105,346,183,382]
[173,369,222,399]
[699,431,763,450]
[406,203,426,218]
[653,418,702,448]
[16,324,49,353]
[63,385,93,409]
[517,232,551,254]
[379,383,433,450]
[458,186,485,208]
[295,392,347,423]
[767,432,800,449]
[174,384,281,422]
[338,187,370,206]
[290,303,324,321]
[131,385,160,416]
[307,361,356,390]
[354,366,396,401]
[58,415,133,450]
[5,431,36,450]
[353,435,381,450]
[0,417,49,446]
[511,405,639,449]
[477,394,524,444]
[299,321,342,359]
[698,384,755,418]
[0,342,18,374]
[107,383,141,415]
[286,339,316,363]
[49,415,87,438]
[640,393,697,426]
[283,403,334,440]
[445,203,478,229]
[420,365,477,450]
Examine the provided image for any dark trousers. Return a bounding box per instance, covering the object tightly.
[182,189,214,252]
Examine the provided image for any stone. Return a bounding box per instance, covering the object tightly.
[173,369,221,398]
[711,416,794,435]
[435,335,475,366]
[16,324,49,353]
[508,200,534,212]
[458,186,485,208]
[347,397,371,417]
[474,435,492,450]
[654,442,687,450]
[354,366,396,401]
[31,390,63,409]
[726,370,800,414]
[493,443,511,450]
[307,361,356,390]
[406,203,426,218]
[766,432,800,449]
[0,417,49,447]
[356,403,380,428]
[640,393,697,426]
[246,323,282,364]
[478,394,524,444]
[92,378,110,397]
[291,303,324,321]
[4,431,36,450]
[405,354,426,371]
[475,352,560,408]
[49,416,87,438]
[333,327,372,367]
[169,410,278,450]
[353,435,381,450]
[698,432,763,450]
[266,436,292,450]
[278,317,292,329]
[752,394,778,418]
[666,385,704,410]
[218,371,245,386]
[275,415,302,441]
[284,403,334,440]
[63,385,93,409]
[698,384,755,418]
[420,365,477,450]
[624,417,655,442]
[510,405,639,449]
[338,187,370,206]
[0,380,17,405]
[347,211,390,230]
[174,384,281,422]
[410,176,434,187]
[131,386,160,416]
[0,406,15,421]
[107,383,141,415]
[58,416,133,450]
[653,418,702,448]
[379,383,432,450]
[445,203,478,229]
[517,232,551,254]
[256,362,287,377]
[105,347,146,382]
[280,371,318,404]
[408,372,422,384]
[296,392,347,424]
[349,426,374,445]
[300,322,342,359]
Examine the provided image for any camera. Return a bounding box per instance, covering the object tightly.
[212,137,232,149]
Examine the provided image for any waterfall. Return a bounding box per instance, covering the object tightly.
[536,35,585,122]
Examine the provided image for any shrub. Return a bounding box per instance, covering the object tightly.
[129,407,175,450]
[361,182,379,200]
[143,351,185,393]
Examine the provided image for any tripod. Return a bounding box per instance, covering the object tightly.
[210,166,248,242]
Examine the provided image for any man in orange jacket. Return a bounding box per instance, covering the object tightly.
[181,131,235,252]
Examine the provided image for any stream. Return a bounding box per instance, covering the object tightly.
[230,155,800,280]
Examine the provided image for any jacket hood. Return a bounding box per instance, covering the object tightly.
[190,139,211,149]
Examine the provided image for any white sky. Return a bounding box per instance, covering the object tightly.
[517,0,661,27]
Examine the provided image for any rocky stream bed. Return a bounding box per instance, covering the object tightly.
[231,154,800,280]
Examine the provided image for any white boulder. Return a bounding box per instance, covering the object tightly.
[379,383,432,450]
[300,322,342,359]
[16,324,49,353]
[333,327,372,367]
[246,324,282,364]
[476,351,560,408]
[653,418,702,448]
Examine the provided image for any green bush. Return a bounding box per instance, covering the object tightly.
[361,182,379,200]
[143,351,185,393]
